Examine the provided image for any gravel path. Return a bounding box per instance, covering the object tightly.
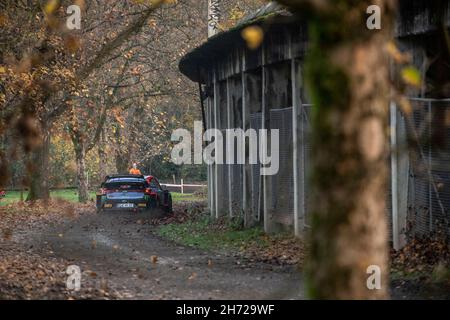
[24,209,304,300]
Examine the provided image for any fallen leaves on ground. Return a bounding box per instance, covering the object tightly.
[0,246,121,300]
[391,235,450,276]
[0,199,93,239]
[188,272,197,280]
[149,201,207,226]
[0,199,121,300]
[390,236,450,298]
[244,236,304,266]
[155,201,304,267]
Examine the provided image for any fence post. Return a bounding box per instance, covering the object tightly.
[428,100,433,232]
[390,102,400,250]
[291,42,304,238]
[213,70,221,219]
[226,78,233,217]
[390,102,409,250]
[181,179,184,194]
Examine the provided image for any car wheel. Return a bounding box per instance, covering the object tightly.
[164,195,173,214]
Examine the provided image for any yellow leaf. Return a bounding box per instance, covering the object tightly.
[44,0,60,15]
[401,66,421,88]
[241,25,264,50]
[0,14,8,27]
[0,66,6,74]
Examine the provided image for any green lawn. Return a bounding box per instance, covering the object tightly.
[171,192,203,202]
[0,189,202,205]
[158,215,267,251]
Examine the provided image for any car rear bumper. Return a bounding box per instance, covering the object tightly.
[101,198,154,210]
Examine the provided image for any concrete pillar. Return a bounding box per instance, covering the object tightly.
[226,78,233,217]
[206,98,211,211]
[291,55,304,238]
[261,47,274,233]
[390,102,408,250]
[208,93,216,218]
[213,71,221,219]
[241,52,251,226]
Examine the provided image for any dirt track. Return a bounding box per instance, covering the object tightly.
[22,209,304,300]
[4,204,447,300]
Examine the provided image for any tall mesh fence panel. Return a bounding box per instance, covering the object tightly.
[269,107,294,225]
[406,99,450,239]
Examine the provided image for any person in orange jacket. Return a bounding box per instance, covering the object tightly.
[129,163,142,175]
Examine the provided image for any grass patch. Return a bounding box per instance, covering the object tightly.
[171,193,203,202]
[158,209,305,265]
[1,189,203,205]
[0,189,95,205]
[158,214,268,251]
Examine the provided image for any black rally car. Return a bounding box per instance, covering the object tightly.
[96,174,172,213]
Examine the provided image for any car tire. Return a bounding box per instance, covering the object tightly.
[164,195,173,214]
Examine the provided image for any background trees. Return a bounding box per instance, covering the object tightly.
[0,0,266,200]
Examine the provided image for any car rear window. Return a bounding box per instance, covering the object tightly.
[104,178,147,190]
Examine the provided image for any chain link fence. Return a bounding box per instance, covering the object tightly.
[298,99,450,243]
[405,98,450,239]
[250,113,262,221]
[269,107,294,225]
[211,93,450,243]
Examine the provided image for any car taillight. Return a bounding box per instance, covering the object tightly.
[101,188,114,195]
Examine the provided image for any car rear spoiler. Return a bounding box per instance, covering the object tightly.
[104,174,145,180]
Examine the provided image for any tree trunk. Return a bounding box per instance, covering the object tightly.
[98,128,107,180]
[75,144,89,203]
[26,123,50,201]
[301,1,396,299]
[114,110,137,174]
[115,150,130,174]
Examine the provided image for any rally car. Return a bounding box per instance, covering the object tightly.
[96,174,172,214]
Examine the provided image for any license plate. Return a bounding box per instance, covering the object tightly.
[117,203,134,208]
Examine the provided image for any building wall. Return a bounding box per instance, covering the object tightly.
[205,24,307,235]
